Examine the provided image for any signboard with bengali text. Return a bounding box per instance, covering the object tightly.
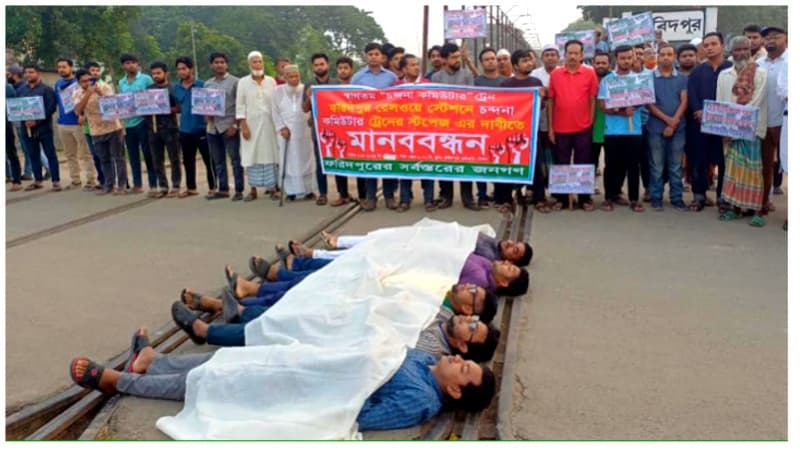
[555,30,596,59]
[701,100,759,141]
[444,9,488,39]
[548,164,596,194]
[606,11,655,49]
[190,88,225,116]
[6,96,45,122]
[603,72,656,108]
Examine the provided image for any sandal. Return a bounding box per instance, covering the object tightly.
[582,202,595,212]
[268,189,281,200]
[125,328,151,373]
[180,288,203,310]
[320,231,336,249]
[275,245,291,267]
[630,202,645,212]
[425,202,437,212]
[719,210,740,221]
[534,202,552,214]
[749,215,765,227]
[244,192,257,202]
[688,201,704,212]
[171,301,206,345]
[69,357,106,392]
[550,202,563,211]
[316,194,327,205]
[613,197,630,207]
[224,265,238,294]
[249,256,271,279]
[601,200,614,212]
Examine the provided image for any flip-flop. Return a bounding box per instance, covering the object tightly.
[275,245,291,268]
[125,329,151,373]
[171,301,206,345]
[222,287,241,323]
[288,240,309,257]
[249,256,270,279]
[224,265,238,295]
[69,357,105,392]
[180,288,202,310]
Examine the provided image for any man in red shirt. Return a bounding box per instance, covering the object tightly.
[547,40,599,211]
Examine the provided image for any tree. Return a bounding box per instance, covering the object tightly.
[172,22,250,81]
[562,19,600,33]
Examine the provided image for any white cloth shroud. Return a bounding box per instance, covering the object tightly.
[156,218,495,439]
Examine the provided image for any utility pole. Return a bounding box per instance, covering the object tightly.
[422,5,429,73]
[190,21,199,79]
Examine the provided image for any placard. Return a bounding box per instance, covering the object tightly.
[311,85,540,183]
[701,100,759,141]
[99,93,136,121]
[555,30,596,59]
[444,9,488,39]
[59,82,79,114]
[6,96,45,122]
[653,10,704,42]
[135,89,171,115]
[606,11,655,49]
[548,164,596,194]
[603,72,656,108]
[191,88,226,116]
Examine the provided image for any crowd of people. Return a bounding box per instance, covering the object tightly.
[68,229,533,431]
[6,24,787,230]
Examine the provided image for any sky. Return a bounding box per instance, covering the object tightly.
[355,2,585,55]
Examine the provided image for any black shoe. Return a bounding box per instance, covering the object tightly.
[231,192,244,201]
[463,201,481,211]
[21,175,33,181]
[171,301,206,345]
[222,287,240,323]
[437,198,453,209]
[206,191,229,200]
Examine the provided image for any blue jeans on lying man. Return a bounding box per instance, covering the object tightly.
[275,257,332,281]
[238,277,305,307]
[206,305,269,346]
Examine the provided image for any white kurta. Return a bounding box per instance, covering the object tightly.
[272,83,316,195]
[236,75,280,167]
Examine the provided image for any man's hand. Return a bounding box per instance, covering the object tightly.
[24,120,36,128]
[693,110,703,122]
[663,126,674,138]
[78,116,86,126]
[241,122,251,140]
[548,128,556,145]
[667,117,681,129]
[623,107,635,117]
[204,116,212,124]
[225,126,237,138]
[280,127,291,140]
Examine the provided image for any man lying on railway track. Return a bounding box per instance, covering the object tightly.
[172,282,499,347]
[276,230,534,268]
[70,328,496,431]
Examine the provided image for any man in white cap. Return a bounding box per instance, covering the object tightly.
[272,64,315,200]
[236,50,281,201]
[496,49,513,77]
[689,37,706,62]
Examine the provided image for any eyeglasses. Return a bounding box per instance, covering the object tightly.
[467,315,480,344]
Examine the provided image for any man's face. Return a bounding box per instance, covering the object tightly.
[123,60,138,74]
[56,61,72,78]
[480,51,497,72]
[658,47,675,69]
[499,240,525,264]
[176,63,192,80]
[434,355,483,395]
[77,74,91,89]
[678,50,697,70]
[450,283,485,316]
[24,68,39,84]
[390,52,405,71]
[88,66,101,79]
[593,55,610,76]
[313,57,329,78]
[565,43,583,66]
[643,47,657,69]
[336,63,353,81]
[151,67,167,84]
[211,57,228,75]
[616,50,634,71]
[285,71,300,86]
[764,30,787,54]
[446,51,461,71]
[703,36,723,59]
[634,47,644,62]
[732,40,752,63]
[497,53,511,71]
[513,55,535,76]
[276,61,289,77]
[745,31,764,52]
[430,50,442,69]
[403,57,420,79]
[366,49,383,67]
[447,315,489,345]
[492,260,520,283]
[542,50,559,70]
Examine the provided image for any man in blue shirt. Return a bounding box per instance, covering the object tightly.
[16,64,61,191]
[118,53,156,194]
[598,45,647,212]
[70,333,496,432]
[351,42,398,212]
[173,56,215,198]
[647,44,689,211]
[686,32,732,212]
[55,57,97,189]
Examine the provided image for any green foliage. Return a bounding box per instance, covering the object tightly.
[562,19,600,33]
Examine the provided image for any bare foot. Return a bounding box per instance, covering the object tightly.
[290,241,313,258]
[191,319,209,339]
[267,262,280,281]
[285,253,294,270]
[321,231,337,248]
[182,289,223,312]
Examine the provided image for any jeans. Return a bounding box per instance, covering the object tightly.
[116,352,214,401]
[531,131,549,203]
[206,306,268,347]
[19,127,60,183]
[382,178,398,200]
[85,133,105,186]
[334,175,350,198]
[93,130,127,190]
[648,129,685,204]
[639,127,650,192]
[19,124,49,177]
[6,121,21,183]
[124,121,156,189]
[364,177,378,202]
[603,134,643,202]
[239,278,304,307]
[763,126,781,209]
[207,132,244,193]
[148,127,181,190]
[180,131,215,191]
[356,178,367,200]
[438,181,474,203]
[291,257,331,272]
[313,138,328,196]
[554,128,593,205]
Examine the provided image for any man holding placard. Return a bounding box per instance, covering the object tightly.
[145,61,181,198]
[598,45,647,212]
[715,36,768,227]
[16,64,60,192]
[118,53,156,194]
[55,57,96,190]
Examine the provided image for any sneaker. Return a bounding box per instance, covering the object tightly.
[671,200,689,211]
[773,187,784,195]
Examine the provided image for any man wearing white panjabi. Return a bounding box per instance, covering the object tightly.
[272,65,316,199]
[236,51,280,202]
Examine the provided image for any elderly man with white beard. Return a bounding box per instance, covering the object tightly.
[236,51,281,201]
[272,65,316,200]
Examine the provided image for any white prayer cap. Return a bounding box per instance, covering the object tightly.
[541,44,559,53]
[283,64,300,74]
[248,51,263,62]
[497,49,511,57]
[689,38,702,47]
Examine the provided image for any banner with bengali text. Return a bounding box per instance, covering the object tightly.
[310,84,540,183]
